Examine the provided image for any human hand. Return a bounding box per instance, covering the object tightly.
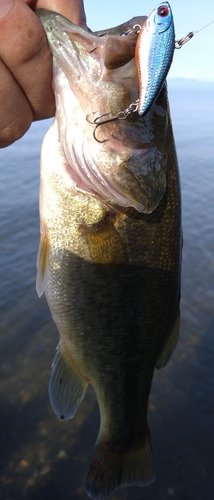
[0,0,87,147]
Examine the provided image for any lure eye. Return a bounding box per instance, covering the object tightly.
[157,5,169,17]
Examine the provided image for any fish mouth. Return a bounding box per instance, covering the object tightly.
[37,10,168,213]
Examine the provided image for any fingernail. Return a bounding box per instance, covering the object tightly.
[0,0,14,19]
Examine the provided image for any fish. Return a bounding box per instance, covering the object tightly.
[135,2,175,116]
[36,9,182,500]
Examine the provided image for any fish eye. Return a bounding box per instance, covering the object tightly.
[157,5,169,17]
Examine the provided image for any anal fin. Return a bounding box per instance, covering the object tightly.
[49,343,88,420]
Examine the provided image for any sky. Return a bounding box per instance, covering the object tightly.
[84,0,214,81]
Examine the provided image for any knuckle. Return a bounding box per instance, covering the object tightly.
[0,118,32,148]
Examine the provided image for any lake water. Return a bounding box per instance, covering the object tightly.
[0,80,214,500]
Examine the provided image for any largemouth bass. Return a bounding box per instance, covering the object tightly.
[36,10,182,500]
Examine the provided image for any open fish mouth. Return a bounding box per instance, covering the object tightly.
[37,10,168,213]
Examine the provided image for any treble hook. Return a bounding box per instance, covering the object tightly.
[86,112,120,143]
[86,102,138,143]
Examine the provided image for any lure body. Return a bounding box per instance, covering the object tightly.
[136,2,175,116]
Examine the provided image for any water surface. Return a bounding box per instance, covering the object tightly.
[0,81,214,499]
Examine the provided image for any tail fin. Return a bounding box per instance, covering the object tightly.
[85,426,155,499]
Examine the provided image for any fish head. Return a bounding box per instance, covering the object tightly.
[37,10,170,214]
[146,2,174,35]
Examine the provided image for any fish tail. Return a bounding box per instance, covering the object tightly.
[85,426,155,499]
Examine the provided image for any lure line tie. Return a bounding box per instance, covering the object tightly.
[175,31,194,49]
[175,19,214,48]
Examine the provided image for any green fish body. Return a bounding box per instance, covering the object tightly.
[36,11,182,500]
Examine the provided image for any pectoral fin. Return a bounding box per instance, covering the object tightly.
[82,213,128,269]
[36,225,50,297]
[49,343,88,420]
[156,312,180,369]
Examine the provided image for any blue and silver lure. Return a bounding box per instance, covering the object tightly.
[135,2,175,115]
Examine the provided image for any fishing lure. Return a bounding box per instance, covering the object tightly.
[87,4,214,142]
[135,1,175,116]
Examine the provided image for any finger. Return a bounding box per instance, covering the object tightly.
[0,0,55,122]
[0,59,33,147]
[0,0,88,147]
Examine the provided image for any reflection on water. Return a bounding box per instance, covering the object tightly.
[0,83,214,499]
